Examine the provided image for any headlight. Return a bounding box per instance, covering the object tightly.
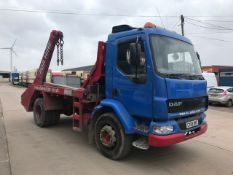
[154,125,173,135]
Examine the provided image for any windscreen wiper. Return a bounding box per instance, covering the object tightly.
[165,74,204,80]
[188,74,204,80]
[165,73,187,79]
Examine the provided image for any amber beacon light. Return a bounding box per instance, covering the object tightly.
[144,22,156,28]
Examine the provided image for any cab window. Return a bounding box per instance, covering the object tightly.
[117,38,146,83]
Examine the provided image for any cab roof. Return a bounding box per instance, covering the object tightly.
[107,24,192,44]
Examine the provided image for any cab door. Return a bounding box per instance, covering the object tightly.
[112,36,153,118]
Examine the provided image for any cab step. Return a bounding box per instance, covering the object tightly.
[132,138,149,150]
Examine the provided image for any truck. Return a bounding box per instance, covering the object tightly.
[21,22,208,160]
[11,72,20,85]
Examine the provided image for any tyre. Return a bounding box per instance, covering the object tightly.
[51,111,60,125]
[94,112,132,160]
[33,98,60,127]
[226,99,233,107]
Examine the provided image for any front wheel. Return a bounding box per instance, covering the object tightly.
[94,112,132,160]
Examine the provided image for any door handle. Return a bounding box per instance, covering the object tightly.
[112,88,119,97]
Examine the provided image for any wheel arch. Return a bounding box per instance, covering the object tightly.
[30,91,43,111]
[92,99,136,134]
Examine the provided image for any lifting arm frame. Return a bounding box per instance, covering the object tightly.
[21,30,63,111]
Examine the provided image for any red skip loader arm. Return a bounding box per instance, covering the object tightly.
[21,30,63,111]
[81,41,106,89]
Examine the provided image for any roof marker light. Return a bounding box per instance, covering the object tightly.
[144,22,156,28]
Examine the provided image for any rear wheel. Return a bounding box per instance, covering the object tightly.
[33,98,60,127]
[226,99,233,107]
[50,110,60,125]
[94,112,132,160]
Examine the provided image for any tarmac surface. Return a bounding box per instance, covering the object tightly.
[0,83,233,175]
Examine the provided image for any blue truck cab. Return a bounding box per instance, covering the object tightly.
[95,23,207,154]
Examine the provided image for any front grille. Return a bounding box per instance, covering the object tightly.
[175,115,202,130]
[167,96,207,113]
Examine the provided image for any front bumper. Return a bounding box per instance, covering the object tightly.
[209,97,228,104]
[148,123,207,147]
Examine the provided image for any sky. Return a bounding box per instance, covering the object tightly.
[0,0,233,72]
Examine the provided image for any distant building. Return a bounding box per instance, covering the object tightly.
[202,65,233,73]
[0,71,10,82]
[63,65,93,72]
[63,65,93,79]
[202,65,233,86]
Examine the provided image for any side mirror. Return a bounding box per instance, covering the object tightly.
[129,43,141,66]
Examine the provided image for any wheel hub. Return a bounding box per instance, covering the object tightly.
[100,125,116,147]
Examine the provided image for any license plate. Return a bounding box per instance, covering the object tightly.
[186,120,199,129]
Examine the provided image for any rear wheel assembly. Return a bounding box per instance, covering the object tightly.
[33,98,60,127]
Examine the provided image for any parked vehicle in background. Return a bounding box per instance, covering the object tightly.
[208,86,233,107]
[11,72,19,85]
[20,71,27,86]
[202,72,217,91]
[18,69,52,87]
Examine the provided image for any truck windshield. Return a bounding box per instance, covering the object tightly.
[150,35,202,79]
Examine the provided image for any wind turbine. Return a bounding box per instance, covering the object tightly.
[0,39,17,81]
